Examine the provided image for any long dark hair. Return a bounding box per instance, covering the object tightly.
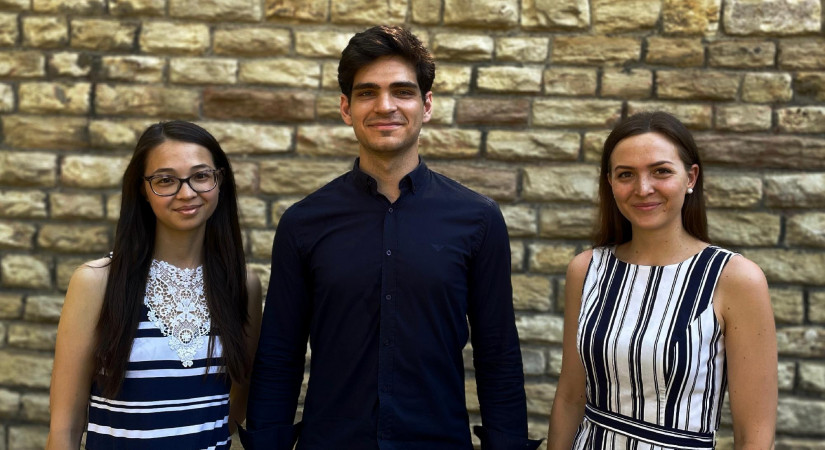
[94,120,250,398]
[593,111,709,247]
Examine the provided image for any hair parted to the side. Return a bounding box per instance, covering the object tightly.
[593,111,709,248]
[338,25,435,101]
[94,120,250,398]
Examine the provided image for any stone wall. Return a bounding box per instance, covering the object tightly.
[0,0,824,448]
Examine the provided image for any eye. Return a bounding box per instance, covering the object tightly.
[615,171,632,179]
[654,168,674,175]
[192,171,212,181]
[356,90,374,97]
[395,89,416,97]
[154,176,177,186]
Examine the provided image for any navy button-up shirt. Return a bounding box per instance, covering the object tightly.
[242,160,540,450]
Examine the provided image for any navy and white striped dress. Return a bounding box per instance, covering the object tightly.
[574,246,735,450]
[85,260,232,450]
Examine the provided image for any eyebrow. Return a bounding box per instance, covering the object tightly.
[613,160,675,170]
[150,164,213,174]
[352,81,419,91]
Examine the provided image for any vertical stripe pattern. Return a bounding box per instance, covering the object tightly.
[573,246,734,450]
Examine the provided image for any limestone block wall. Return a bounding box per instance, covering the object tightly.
[0,0,824,448]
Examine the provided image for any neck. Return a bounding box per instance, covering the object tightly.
[618,224,705,266]
[357,147,419,203]
[152,226,206,269]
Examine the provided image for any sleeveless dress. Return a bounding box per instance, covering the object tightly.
[573,246,735,450]
[85,260,232,450]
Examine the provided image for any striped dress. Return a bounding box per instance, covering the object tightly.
[85,260,232,450]
[574,246,735,450]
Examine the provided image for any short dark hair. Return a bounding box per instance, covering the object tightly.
[338,25,435,100]
[593,111,709,247]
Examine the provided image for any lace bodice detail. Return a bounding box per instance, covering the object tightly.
[145,259,210,367]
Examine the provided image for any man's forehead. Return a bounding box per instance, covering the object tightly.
[352,55,417,85]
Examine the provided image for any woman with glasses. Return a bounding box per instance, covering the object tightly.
[47,120,261,450]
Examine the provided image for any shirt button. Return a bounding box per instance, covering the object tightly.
[383,339,391,346]
[388,207,393,213]
[385,294,391,300]
[386,250,391,256]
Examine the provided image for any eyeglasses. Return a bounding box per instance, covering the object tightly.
[143,169,223,197]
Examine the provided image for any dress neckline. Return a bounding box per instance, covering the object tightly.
[607,245,712,268]
[151,258,203,273]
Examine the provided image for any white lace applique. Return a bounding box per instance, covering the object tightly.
[145,259,210,367]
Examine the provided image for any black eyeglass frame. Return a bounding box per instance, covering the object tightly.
[143,168,223,197]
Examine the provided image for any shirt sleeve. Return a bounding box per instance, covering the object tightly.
[467,202,542,450]
[240,211,310,450]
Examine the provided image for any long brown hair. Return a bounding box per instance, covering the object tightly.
[593,111,709,247]
[94,120,250,398]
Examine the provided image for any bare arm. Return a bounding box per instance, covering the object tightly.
[547,250,591,449]
[714,256,777,450]
[46,260,109,450]
[229,269,263,434]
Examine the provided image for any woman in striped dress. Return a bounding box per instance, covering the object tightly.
[47,121,262,449]
[547,112,777,449]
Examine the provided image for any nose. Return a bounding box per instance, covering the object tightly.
[374,92,397,114]
[635,175,654,195]
[176,180,197,199]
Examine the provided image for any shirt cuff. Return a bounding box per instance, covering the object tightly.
[473,425,543,450]
[237,421,302,450]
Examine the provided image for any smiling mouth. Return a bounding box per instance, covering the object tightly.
[175,205,202,214]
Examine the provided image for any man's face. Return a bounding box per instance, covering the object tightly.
[340,55,433,158]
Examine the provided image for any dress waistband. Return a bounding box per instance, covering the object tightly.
[584,404,715,449]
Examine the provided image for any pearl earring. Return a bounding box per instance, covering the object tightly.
[687,187,694,194]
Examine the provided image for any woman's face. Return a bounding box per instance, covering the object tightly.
[143,140,221,236]
[608,132,698,235]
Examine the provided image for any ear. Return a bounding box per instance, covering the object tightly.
[422,91,433,123]
[340,94,353,126]
[687,163,699,189]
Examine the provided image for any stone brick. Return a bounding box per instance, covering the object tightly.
[443,0,518,27]
[33,0,104,13]
[428,97,455,125]
[543,67,597,96]
[314,92,342,120]
[203,88,315,122]
[787,213,825,248]
[432,34,493,62]
[330,0,406,25]
[744,249,825,285]
[0,294,23,319]
[521,348,547,375]
[48,52,93,77]
[778,107,825,133]
[240,59,320,88]
[110,0,165,16]
[724,0,821,36]
[238,196,267,228]
[24,295,64,322]
[777,396,825,434]
[768,288,804,324]
[1,255,50,289]
[455,98,529,126]
[523,165,599,202]
[547,347,563,376]
[521,0,589,30]
[539,207,596,239]
[106,194,121,221]
[170,0,261,20]
[38,224,109,253]
[552,36,640,65]
[501,205,537,237]
[229,160,258,194]
[0,0,29,9]
[0,83,12,112]
[645,37,705,67]
[706,210,780,246]
[270,197,301,228]
[202,122,293,155]
[715,104,772,131]
[265,0,328,22]
[100,55,164,83]
[411,0,440,24]
[602,69,652,99]
[524,382,557,415]
[812,292,825,323]
[3,115,89,150]
[774,438,825,449]
[214,27,291,57]
[697,134,825,169]
[170,57,236,85]
[89,119,152,148]
[0,151,57,187]
[432,64,472,94]
[20,393,49,422]
[512,275,551,311]
[140,21,209,55]
[96,84,199,118]
[533,99,621,128]
[9,425,49,449]
[0,13,17,46]
[477,66,542,93]
[260,160,348,195]
[486,130,579,162]
[795,72,825,102]
[662,0,721,35]
[56,258,86,290]
[708,40,776,67]
[0,388,20,418]
[295,126,357,157]
[765,173,825,208]
[742,72,793,103]
[8,324,57,350]
[0,221,35,250]
[799,362,825,393]
[516,314,564,343]
[70,19,137,51]
[592,0,660,33]
[428,163,518,201]
[780,39,825,69]
[778,361,796,391]
[60,155,129,189]
[496,37,548,62]
[0,191,47,219]
[22,15,68,48]
[419,129,481,159]
[528,243,578,274]
[583,131,610,163]
[19,82,90,114]
[0,51,45,77]
[510,239,524,272]
[657,70,740,100]
[249,229,275,259]
[294,31,350,58]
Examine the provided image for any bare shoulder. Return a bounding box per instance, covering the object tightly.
[62,257,111,325]
[715,254,771,323]
[68,258,110,294]
[718,254,769,297]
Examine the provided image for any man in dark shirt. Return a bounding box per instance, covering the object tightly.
[241,25,540,450]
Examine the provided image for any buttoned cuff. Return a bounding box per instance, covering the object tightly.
[237,421,302,450]
[473,425,543,450]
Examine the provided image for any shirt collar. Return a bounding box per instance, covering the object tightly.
[350,157,429,196]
